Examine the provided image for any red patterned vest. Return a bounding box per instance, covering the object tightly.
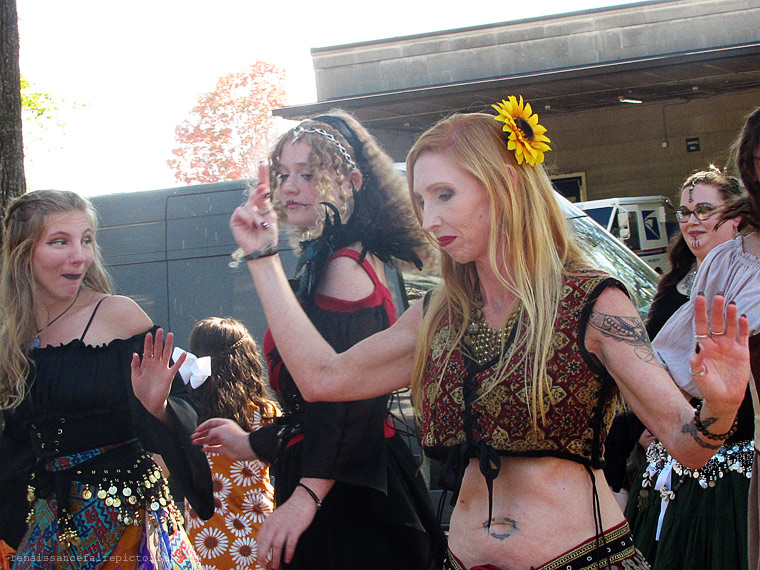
[421,269,625,481]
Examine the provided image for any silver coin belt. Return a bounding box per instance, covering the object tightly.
[643,439,754,492]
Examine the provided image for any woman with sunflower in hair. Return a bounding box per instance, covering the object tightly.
[226,97,751,570]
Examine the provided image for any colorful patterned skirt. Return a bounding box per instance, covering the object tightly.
[12,442,201,570]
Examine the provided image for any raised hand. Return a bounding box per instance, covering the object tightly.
[230,163,279,256]
[689,294,750,418]
[131,329,186,423]
[191,417,256,460]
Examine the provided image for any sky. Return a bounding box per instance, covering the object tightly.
[17,0,649,196]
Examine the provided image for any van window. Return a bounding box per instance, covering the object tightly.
[585,206,615,230]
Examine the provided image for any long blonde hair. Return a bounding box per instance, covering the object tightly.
[407,113,586,427]
[0,190,113,413]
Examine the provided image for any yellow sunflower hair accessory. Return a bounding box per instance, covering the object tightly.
[492,96,551,166]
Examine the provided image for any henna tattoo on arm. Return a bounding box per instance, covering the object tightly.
[588,310,664,368]
[681,418,723,450]
[482,517,518,540]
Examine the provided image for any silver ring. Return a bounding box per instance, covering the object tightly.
[709,329,726,336]
[690,364,707,377]
[260,208,273,216]
[695,333,709,339]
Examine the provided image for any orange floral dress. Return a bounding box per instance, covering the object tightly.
[184,411,275,570]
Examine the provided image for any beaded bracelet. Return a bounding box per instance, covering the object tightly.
[694,401,738,441]
[297,482,323,509]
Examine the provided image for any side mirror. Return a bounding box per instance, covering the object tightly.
[617,211,631,241]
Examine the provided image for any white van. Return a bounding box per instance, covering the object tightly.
[575,196,674,274]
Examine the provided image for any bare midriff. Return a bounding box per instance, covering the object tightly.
[447,455,626,570]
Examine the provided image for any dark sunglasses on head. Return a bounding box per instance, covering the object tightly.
[676,202,718,223]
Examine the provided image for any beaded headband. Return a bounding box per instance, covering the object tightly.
[492,96,551,166]
[224,336,246,354]
[311,115,370,178]
[292,126,357,170]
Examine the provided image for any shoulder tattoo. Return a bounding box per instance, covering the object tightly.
[588,310,663,367]
[483,517,518,541]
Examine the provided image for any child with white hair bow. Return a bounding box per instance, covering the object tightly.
[178,317,279,569]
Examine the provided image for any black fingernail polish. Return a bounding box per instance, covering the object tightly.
[717,291,725,296]
[729,301,736,306]
[696,343,701,354]
[698,291,705,297]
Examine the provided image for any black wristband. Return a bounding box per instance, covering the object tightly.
[242,244,278,262]
[297,482,323,509]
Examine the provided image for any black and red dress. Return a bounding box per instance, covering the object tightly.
[252,247,444,570]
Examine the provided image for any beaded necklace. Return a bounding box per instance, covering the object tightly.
[678,266,698,296]
[462,291,521,366]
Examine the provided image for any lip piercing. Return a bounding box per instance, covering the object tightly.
[690,364,707,376]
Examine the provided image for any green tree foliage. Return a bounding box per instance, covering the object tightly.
[20,75,59,123]
[168,61,287,184]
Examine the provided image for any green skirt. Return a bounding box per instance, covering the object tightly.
[625,441,753,570]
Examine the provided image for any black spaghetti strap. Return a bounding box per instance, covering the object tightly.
[80,296,109,341]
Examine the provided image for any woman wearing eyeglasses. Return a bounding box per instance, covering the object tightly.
[624,169,750,570]
[606,170,746,508]
[649,170,746,337]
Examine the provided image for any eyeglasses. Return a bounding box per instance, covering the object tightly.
[676,203,718,223]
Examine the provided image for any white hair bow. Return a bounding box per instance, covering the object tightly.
[172,347,212,389]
